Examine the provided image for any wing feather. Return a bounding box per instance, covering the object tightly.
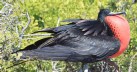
[18,18,119,62]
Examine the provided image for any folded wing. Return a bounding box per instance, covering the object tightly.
[18,19,120,62]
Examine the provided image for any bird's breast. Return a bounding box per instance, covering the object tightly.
[105,15,130,58]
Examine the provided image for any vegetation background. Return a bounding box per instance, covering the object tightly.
[0,0,137,72]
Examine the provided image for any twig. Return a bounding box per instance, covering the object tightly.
[18,12,31,48]
[5,61,28,69]
[21,12,31,34]
[56,17,60,27]
[23,34,51,37]
[128,52,137,72]
[52,61,59,72]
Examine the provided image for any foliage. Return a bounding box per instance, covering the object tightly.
[0,0,137,72]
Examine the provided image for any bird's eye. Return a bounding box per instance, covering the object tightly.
[104,9,110,15]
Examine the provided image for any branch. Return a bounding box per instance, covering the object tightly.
[23,34,51,37]
[128,52,137,72]
[18,12,31,48]
[21,12,31,34]
[56,17,60,27]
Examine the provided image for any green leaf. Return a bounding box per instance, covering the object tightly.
[38,20,45,28]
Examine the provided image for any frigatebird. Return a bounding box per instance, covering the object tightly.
[16,9,130,64]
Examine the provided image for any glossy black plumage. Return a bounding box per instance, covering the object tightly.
[19,18,120,63]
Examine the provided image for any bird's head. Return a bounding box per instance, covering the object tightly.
[97,9,126,23]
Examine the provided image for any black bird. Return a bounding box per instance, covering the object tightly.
[16,9,130,63]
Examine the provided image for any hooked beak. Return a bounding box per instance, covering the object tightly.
[108,12,126,16]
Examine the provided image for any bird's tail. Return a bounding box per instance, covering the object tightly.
[17,45,94,62]
[18,45,73,61]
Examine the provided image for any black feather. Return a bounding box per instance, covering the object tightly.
[17,14,119,63]
[62,19,83,23]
